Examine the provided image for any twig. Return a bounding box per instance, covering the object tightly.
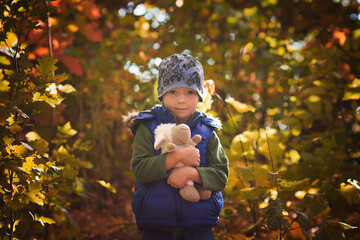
[215,92,257,223]
[265,132,282,239]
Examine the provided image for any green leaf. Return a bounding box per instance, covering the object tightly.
[78,160,93,169]
[234,166,255,182]
[279,117,300,126]
[97,180,117,193]
[325,221,357,240]
[278,178,309,191]
[265,199,284,230]
[238,186,268,200]
[36,55,57,77]
[303,194,330,216]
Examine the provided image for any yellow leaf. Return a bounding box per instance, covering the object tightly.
[98,180,117,193]
[21,157,35,172]
[0,80,9,91]
[35,139,49,155]
[34,93,64,107]
[26,131,41,141]
[33,92,41,101]
[308,95,321,102]
[0,56,10,65]
[3,136,15,145]
[289,149,300,163]
[27,193,44,206]
[0,32,18,47]
[243,6,257,18]
[58,84,76,93]
[7,145,27,157]
[57,122,77,136]
[9,124,22,134]
[343,91,360,100]
[226,97,256,113]
[35,214,56,225]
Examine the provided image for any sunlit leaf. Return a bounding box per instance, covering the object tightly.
[57,122,77,136]
[6,144,27,157]
[0,32,18,47]
[343,91,360,100]
[58,84,76,93]
[0,80,10,91]
[226,97,256,113]
[340,181,360,204]
[26,131,41,141]
[0,56,10,65]
[243,6,257,18]
[21,156,35,172]
[98,180,117,193]
[35,214,56,225]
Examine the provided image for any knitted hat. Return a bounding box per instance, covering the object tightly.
[157,53,204,102]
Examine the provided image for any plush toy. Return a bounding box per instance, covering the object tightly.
[154,123,212,202]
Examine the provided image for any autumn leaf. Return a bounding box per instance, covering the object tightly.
[36,55,58,77]
[57,122,77,136]
[59,55,83,76]
[35,214,56,226]
[238,186,268,200]
[226,97,256,113]
[97,180,117,193]
[79,22,103,42]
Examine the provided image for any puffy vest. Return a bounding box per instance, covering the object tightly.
[131,105,224,230]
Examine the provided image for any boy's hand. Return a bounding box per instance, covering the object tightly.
[165,145,200,170]
[167,167,190,189]
[175,145,200,166]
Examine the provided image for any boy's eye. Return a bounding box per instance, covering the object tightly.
[169,90,177,94]
[188,91,195,95]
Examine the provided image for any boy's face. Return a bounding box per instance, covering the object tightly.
[162,87,200,124]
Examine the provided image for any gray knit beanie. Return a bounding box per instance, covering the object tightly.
[157,53,204,102]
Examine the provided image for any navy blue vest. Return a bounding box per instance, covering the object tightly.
[131,105,223,230]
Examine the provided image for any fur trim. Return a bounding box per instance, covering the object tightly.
[122,110,140,128]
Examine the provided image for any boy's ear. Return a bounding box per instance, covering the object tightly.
[154,133,166,150]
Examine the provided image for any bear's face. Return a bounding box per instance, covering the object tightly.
[171,124,191,146]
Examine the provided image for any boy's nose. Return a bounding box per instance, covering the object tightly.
[177,94,186,102]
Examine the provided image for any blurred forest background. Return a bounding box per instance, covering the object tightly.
[1,0,360,239]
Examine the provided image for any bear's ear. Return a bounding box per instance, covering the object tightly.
[154,133,166,150]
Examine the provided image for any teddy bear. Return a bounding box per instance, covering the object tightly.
[154,123,212,202]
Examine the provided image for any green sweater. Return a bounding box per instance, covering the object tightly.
[131,112,229,191]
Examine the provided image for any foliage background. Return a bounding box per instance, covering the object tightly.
[1,0,359,239]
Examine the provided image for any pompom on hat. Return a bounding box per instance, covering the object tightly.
[157,53,204,102]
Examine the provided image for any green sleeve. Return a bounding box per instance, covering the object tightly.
[131,123,169,183]
[196,132,229,191]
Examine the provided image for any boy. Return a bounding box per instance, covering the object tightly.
[127,53,229,240]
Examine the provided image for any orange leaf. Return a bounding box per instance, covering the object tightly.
[204,79,215,95]
[82,0,101,20]
[334,30,346,46]
[80,22,103,42]
[60,55,82,76]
